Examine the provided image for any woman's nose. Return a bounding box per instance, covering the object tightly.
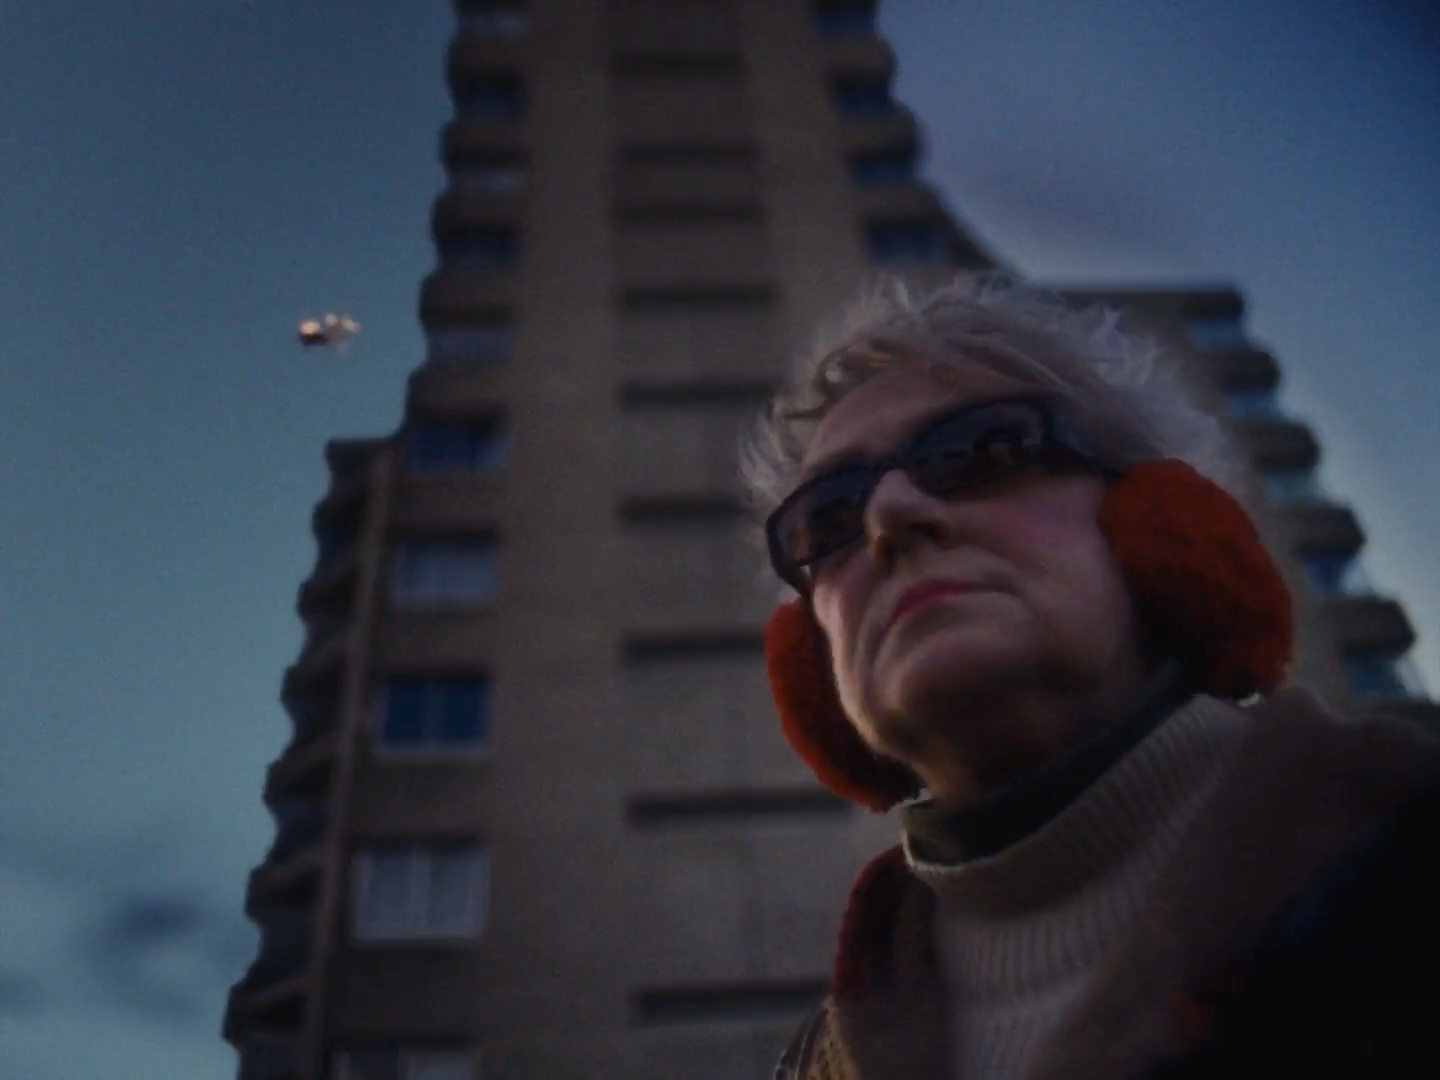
[865,469,948,569]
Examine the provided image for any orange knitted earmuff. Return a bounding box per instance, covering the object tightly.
[764,459,1294,812]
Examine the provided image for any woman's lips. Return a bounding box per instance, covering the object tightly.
[882,580,978,640]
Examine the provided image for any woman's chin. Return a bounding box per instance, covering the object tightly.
[878,621,1032,718]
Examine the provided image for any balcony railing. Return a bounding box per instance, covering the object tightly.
[237,1041,298,1080]
[238,918,311,994]
[265,801,328,866]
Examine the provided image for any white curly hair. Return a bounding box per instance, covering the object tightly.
[739,272,1239,558]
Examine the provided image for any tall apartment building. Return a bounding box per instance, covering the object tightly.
[223,2,1438,1078]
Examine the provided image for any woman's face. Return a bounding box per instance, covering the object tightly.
[801,364,1145,797]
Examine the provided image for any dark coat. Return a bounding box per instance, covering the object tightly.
[777,689,1440,1080]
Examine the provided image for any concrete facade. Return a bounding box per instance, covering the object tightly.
[224,3,1438,1079]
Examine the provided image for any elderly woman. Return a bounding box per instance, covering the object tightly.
[744,275,1440,1079]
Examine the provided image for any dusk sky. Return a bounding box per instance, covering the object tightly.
[2,3,1436,1077]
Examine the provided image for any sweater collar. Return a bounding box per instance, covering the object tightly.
[901,659,1196,866]
[903,691,1251,918]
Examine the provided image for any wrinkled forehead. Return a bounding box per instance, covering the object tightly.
[798,363,1034,483]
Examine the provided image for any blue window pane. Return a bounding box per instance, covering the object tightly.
[1300,552,1350,594]
[834,78,895,117]
[1344,655,1408,702]
[405,425,455,469]
[440,679,489,744]
[461,426,508,469]
[865,223,949,262]
[455,79,525,121]
[1186,316,1249,352]
[426,323,515,366]
[406,422,506,472]
[383,679,429,746]
[438,229,518,269]
[1223,387,1282,420]
[1260,468,1320,503]
[851,151,917,186]
[452,163,527,193]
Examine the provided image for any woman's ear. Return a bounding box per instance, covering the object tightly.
[764,599,922,812]
[1098,459,1293,698]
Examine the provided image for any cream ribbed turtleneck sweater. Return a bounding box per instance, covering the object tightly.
[903,695,1253,1080]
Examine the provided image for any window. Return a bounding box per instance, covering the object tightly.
[1344,653,1414,704]
[1298,551,1372,596]
[425,321,515,366]
[1185,315,1249,352]
[834,77,895,117]
[391,540,497,606]
[1222,386,1283,420]
[865,222,949,262]
[437,228,518,269]
[850,149,917,187]
[336,1047,477,1080]
[451,162,526,194]
[404,420,508,473]
[353,846,488,941]
[375,676,491,750]
[454,77,525,121]
[1260,467,1322,504]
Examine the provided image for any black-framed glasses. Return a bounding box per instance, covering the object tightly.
[765,396,1115,591]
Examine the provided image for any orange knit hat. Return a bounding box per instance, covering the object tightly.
[764,459,1294,812]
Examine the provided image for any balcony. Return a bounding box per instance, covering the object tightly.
[407,369,514,424]
[226,916,311,1041]
[854,184,944,221]
[264,726,339,803]
[1231,418,1319,471]
[441,118,527,171]
[432,186,524,237]
[1324,596,1416,657]
[1213,349,1280,392]
[313,466,369,523]
[1381,697,1440,734]
[283,621,350,698]
[450,75,525,124]
[298,546,359,617]
[237,1041,299,1080]
[838,104,918,158]
[247,801,327,914]
[1282,502,1364,555]
[1342,650,1430,711]
[446,33,526,85]
[819,34,895,80]
[419,267,519,327]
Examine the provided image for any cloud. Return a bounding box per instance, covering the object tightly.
[1,819,257,1031]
